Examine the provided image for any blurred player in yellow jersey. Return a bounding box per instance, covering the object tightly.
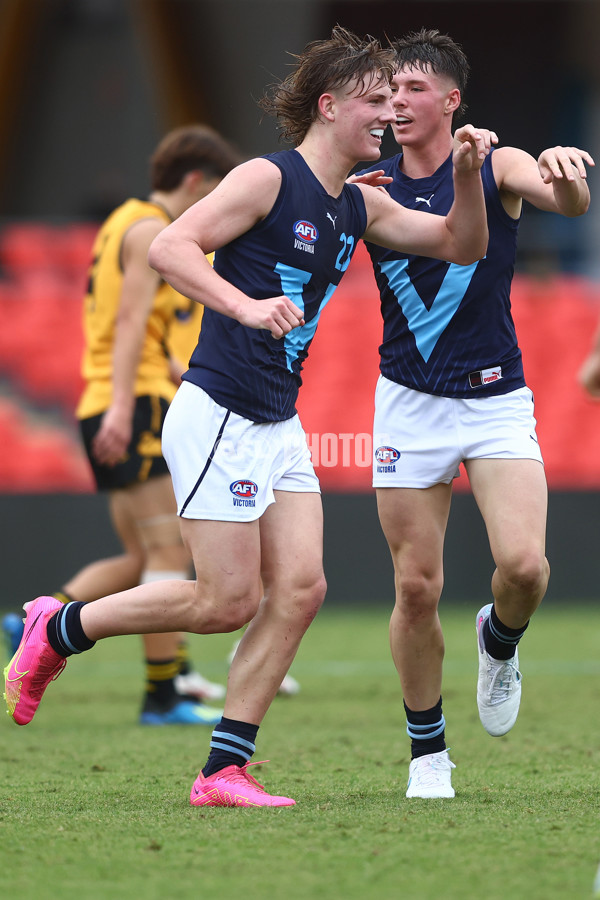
[45,126,242,724]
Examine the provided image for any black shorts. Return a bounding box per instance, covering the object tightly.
[80,395,171,491]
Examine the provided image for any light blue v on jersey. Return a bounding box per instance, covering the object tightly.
[364,149,526,397]
[183,149,368,422]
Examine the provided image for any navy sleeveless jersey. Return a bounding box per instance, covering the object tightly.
[183,149,367,422]
[364,149,525,397]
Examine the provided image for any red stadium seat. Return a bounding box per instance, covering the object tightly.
[0,398,93,492]
[3,222,600,493]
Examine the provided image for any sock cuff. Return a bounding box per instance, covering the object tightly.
[49,601,96,656]
[211,731,256,753]
[207,718,259,763]
[406,714,446,741]
[489,605,529,642]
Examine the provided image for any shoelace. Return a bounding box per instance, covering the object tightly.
[412,754,455,787]
[486,656,521,705]
[224,760,270,791]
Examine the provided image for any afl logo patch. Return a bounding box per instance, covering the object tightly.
[230,480,258,498]
[293,220,319,243]
[375,446,401,464]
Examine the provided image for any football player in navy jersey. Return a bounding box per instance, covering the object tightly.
[6,26,493,808]
[356,28,593,798]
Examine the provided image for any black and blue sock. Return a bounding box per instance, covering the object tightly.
[483,605,528,660]
[46,601,96,658]
[405,696,446,760]
[202,717,259,777]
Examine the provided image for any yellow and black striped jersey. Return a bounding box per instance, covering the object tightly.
[76,198,190,419]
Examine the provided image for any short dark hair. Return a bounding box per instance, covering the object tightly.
[392,28,470,121]
[259,25,396,146]
[150,125,243,191]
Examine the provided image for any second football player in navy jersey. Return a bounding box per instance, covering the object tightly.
[365,151,523,397]
[355,28,593,799]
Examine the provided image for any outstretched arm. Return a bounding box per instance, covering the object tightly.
[361,125,495,265]
[538,146,593,215]
[492,145,594,217]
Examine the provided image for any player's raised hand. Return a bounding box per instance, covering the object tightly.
[239,295,305,339]
[452,125,499,171]
[538,146,595,184]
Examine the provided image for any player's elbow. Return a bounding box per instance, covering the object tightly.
[565,196,591,217]
[147,230,171,276]
[453,238,488,266]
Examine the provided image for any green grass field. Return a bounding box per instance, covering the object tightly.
[1,602,599,900]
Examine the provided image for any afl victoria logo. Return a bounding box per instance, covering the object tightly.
[375,446,401,464]
[293,220,319,243]
[230,480,258,499]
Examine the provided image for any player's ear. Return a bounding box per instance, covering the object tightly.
[185,170,204,187]
[445,88,461,116]
[318,92,336,122]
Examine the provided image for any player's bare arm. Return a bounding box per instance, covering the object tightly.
[360,125,493,264]
[148,159,305,339]
[93,217,163,467]
[492,145,594,217]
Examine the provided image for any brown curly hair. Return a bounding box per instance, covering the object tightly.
[150,125,243,191]
[259,25,396,146]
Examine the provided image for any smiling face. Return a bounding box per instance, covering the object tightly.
[328,72,396,163]
[390,64,460,149]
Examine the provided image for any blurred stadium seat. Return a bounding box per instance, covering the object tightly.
[0,396,93,492]
[0,222,95,277]
[1,225,600,492]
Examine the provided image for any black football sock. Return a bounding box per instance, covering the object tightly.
[405,696,447,760]
[46,601,96,657]
[142,657,180,712]
[202,717,259,777]
[175,639,191,676]
[483,604,529,660]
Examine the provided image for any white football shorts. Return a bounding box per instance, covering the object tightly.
[162,381,320,521]
[372,375,543,489]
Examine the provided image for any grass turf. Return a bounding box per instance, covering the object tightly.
[1,602,599,899]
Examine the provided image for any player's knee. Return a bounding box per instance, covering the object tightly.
[395,571,441,623]
[188,583,261,634]
[263,572,326,632]
[501,550,549,597]
[301,573,327,623]
[138,513,183,553]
